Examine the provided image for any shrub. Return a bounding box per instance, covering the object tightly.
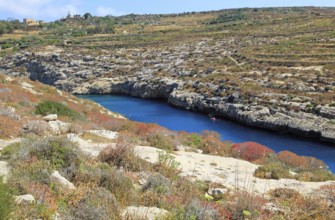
[139,191,163,207]
[74,162,136,205]
[318,184,335,204]
[269,188,301,200]
[170,199,220,220]
[154,151,180,180]
[26,182,57,215]
[182,133,202,148]
[130,122,168,137]
[11,137,82,180]
[147,134,174,151]
[21,120,51,136]
[201,136,232,156]
[295,170,335,182]
[277,151,326,172]
[1,142,21,159]
[232,142,275,162]
[201,130,221,140]
[142,173,171,195]
[172,178,203,204]
[99,135,151,172]
[70,187,120,220]
[0,116,21,139]
[254,162,292,180]
[0,177,13,220]
[225,191,266,220]
[287,195,331,220]
[99,168,137,206]
[35,100,82,120]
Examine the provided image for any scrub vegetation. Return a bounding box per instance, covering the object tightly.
[0,7,335,220]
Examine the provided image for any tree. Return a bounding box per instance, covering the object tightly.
[83,13,93,20]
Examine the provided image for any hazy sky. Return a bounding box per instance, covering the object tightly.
[0,0,334,21]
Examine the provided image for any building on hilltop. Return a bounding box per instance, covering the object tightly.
[23,18,43,26]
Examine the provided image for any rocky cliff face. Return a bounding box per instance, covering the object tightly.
[1,45,335,144]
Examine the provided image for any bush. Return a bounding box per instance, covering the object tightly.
[74,162,136,205]
[0,177,13,220]
[70,187,120,220]
[232,142,275,162]
[295,170,335,182]
[147,134,174,151]
[0,116,21,139]
[99,135,151,172]
[318,184,335,204]
[182,133,202,148]
[254,162,292,180]
[154,151,180,180]
[11,137,82,180]
[142,173,171,195]
[225,191,266,220]
[200,136,232,156]
[170,199,220,220]
[1,142,21,159]
[277,151,326,172]
[99,168,137,206]
[269,188,301,200]
[7,160,52,194]
[35,100,82,120]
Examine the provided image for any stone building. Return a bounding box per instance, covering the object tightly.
[23,18,41,26]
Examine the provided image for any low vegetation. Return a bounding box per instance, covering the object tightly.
[0,7,335,219]
[35,100,83,120]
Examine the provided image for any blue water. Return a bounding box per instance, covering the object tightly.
[80,94,335,172]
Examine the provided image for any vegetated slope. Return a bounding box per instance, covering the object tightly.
[0,73,335,219]
[1,7,335,143]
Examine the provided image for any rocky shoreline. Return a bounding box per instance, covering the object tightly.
[1,46,335,144]
[72,77,335,144]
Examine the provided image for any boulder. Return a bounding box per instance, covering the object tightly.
[43,114,57,121]
[122,206,169,220]
[15,194,35,204]
[48,120,70,134]
[50,171,76,190]
[208,188,229,199]
[0,161,9,182]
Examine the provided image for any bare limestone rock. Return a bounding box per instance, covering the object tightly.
[122,206,169,220]
[50,170,76,190]
[48,120,70,134]
[43,114,58,121]
[0,161,9,182]
[15,194,35,204]
[134,146,335,195]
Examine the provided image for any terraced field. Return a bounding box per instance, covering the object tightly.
[1,7,335,142]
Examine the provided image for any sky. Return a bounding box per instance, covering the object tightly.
[0,0,334,22]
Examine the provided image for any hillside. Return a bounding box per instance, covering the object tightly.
[0,7,335,219]
[0,7,335,143]
[0,68,334,219]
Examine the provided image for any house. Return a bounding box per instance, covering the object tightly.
[23,18,41,26]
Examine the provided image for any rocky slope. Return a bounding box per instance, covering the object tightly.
[1,45,335,144]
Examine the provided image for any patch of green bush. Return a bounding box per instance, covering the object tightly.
[35,100,82,120]
[147,134,174,151]
[75,163,137,206]
[183,133,202,148]
[0,177,13,220]
[69,187,120,220]
[10,137,82,180]
[142,173,171,195]
[154,151,181,180]
[295,170,335,182]
[254,162,292,180]
[1,142,21,159]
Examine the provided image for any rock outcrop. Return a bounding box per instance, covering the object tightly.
[1,47,335,144]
